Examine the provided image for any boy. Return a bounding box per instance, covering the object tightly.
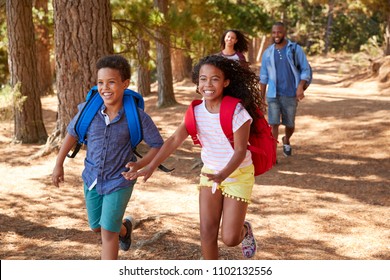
[52,54,163,259]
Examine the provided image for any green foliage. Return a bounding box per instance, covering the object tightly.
[1,0,389,86]
[253,0,387,55]
[330,9,383,53]
[111,0,154,55]
[360,35,383,58]
[213,0,271,36]
[0,85,13,121]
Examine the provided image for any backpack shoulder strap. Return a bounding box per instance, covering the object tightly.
[219,95,241,147]
[184,99,203,145]
[67,86,102,158]
[123,89,144,149]
[68,87,145,158]
[74,86,102,145]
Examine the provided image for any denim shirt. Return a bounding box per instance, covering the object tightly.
[260,40,311,98]
[67,102,164,195]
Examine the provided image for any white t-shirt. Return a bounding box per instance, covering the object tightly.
[194,100,253,171]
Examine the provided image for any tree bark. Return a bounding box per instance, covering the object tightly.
[171,47,192,82]
[33,0,53,96]
[137,35,151,96]
[53,0,113,138]
[324,0,334,55]
[153,0,176,108]
[6,0,48,144]
[386,5,390,56]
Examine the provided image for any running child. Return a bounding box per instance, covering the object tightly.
[123,55,265,259]
[52,54,164,260]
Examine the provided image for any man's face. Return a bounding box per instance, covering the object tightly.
[272,25,286,45]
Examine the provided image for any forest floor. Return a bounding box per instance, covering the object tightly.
[0,53,389,260]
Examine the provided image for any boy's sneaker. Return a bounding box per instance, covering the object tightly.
[282,136,292,157]
[241,221,257,258]
[119,216,134,251]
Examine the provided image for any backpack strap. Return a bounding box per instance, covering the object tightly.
[67,87,102,158]
[123,89,144,149]
[67,86,144,158]
[184,99,203,145]
[219,95,241,148]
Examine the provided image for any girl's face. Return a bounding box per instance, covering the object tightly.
[224,31,238,48]
[97,68,129,107]
[198,64,230,102]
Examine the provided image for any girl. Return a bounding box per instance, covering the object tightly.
[124,55,265,259]
[219,29,249,68]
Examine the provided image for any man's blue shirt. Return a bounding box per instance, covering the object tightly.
[274,45,296,97]
[260,40,311,98]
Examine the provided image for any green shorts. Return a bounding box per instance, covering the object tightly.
[83,183,134,233]
[199,164,255,203]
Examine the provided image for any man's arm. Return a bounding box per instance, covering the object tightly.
[260,83,267,100]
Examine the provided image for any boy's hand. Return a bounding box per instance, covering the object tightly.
[122,162,142,181]
[52,166,64,187]
[122,165,155,182]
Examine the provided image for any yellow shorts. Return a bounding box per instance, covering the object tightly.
[199,164,255,203]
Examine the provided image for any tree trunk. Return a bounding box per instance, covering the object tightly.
[33,0,53,96]
[171,47,192,82]
[386,6,390,56]
[6,0,48,144]
[137,35,151,96]
[153,0,176,108]
[324,0,334,55]
[53,0,113,138]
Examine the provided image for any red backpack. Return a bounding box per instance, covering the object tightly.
[184,95,277,176]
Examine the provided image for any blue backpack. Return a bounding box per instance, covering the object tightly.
[67,86,173,172]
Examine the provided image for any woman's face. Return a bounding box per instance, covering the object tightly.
[224,31,238,48]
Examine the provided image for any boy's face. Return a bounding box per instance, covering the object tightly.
[97,68,130,108]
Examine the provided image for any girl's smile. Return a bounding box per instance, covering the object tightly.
[198,64,230,102]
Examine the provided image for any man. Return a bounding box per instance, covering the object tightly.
[260,22,311,159]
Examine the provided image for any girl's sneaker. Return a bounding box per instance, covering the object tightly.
[241,221,257,258]
[119,216,134,251]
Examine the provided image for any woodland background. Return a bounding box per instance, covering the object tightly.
[0,0,389,148]
[0,0,389,261]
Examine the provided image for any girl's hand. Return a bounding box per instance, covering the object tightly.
[201,172,226,184]
[137,166,156,182]
[122,161,141,180]
[122,164,156,182]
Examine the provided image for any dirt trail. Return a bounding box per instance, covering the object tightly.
[0,54,389,260]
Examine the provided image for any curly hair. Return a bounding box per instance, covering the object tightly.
[192,55,266,132]
[220,30,249,53]
[96,54,131,81]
